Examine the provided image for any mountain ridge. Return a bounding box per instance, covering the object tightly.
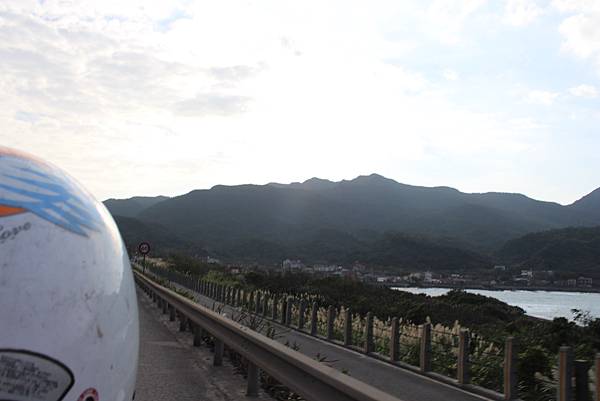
[103,174,600,267]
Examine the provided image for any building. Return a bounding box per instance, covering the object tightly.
[520,270,533,278]
[577,277,593,287]
[282,259,304,272]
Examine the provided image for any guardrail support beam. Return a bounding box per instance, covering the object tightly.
[214,338,224,366]
[246,361,260,397]
[179,313,187,332]
[595,353,599,401]
[193,325,203,347]
[574,360,590,401]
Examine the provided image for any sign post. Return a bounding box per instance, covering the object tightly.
[138,242,150,274]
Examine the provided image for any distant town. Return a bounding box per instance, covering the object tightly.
[184,255,597,292]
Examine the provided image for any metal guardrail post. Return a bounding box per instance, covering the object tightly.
[263,295,269,317]
[162,299,168,314]
[214,339,224,366]
[179,313,187,332]
[327,306,335,340]
[365,312,374,354]
[420,322,431,372]
[246,361,260,397]
[193,325,203,346]
[390,317,399,362]
[458,329,470,385]
[286,297,293,327]
[504,337,518,400]
[298,300,306,330]
[343,308,352,346]
[575,360,590,401]
[169,304,176,321]
[310,302,318,336]
[255,292,261,314]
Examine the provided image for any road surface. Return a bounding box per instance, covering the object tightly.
[136,288,272,401]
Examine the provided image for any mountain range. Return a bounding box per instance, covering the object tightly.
[104,174,600,271]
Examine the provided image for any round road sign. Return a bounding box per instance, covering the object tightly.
[138,242,150,255]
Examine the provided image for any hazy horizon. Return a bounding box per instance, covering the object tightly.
[1,1,599,204]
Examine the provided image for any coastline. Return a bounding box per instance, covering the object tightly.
[388,283,600,294]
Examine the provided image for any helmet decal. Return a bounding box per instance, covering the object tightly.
[0,349,75,401]
[0,149,102,237]
[76,388,99,401]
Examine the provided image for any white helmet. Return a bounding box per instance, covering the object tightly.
[0,146,139,401]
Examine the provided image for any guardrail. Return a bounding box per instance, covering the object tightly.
[141,265,509,400]
[135,271,404,401]
[140,264,600,401]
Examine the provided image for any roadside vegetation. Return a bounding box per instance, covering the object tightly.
[147,254,600,401]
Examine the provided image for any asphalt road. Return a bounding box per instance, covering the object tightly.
[135,289,272,401]
[162,278,493,401]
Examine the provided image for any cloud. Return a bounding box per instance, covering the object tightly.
[504,0,544,26]
[552,0,597,13]
[569,84,598,97]
[554,0,600,74]
[424,0,487,45]
[173,93,251,116]
[0,0,596,204]
[526,90,559,105]
[559,13,600,59]
[208,65,263,82]
[442,69,459,81]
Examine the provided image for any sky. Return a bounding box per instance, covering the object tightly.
[1,0,599,204]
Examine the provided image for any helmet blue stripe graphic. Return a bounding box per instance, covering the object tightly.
[0,156,102,236]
